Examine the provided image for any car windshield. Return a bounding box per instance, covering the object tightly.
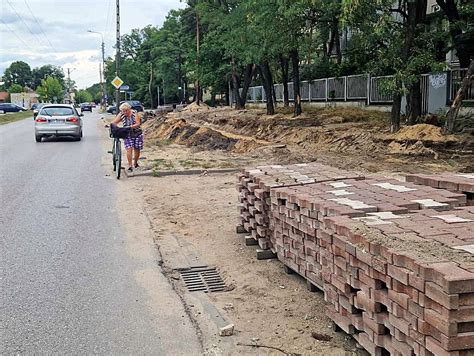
[40,107,75,116]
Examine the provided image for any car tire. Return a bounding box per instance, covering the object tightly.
[35,135,42,142]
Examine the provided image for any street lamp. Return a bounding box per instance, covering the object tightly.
[88,30,107,108]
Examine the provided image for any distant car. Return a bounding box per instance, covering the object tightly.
[122,100,144,112]
[0,103,27,113]
[33,103,49,118]
[107,105,117,114]
[80,103,92,112]
[107,101,143,115]
[35,104,83,142]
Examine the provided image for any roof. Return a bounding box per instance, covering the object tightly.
[0,92,9,100]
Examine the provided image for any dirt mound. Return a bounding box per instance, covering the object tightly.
[388,140,439,158]
[391,124,456,143]
[184,127,238,150]
[143,116,262,152]
[182,102,211,112]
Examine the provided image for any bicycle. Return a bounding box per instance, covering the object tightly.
[108,124,142,179]
[109,126,123,179]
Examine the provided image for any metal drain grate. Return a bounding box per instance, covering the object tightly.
[179,266,226,293]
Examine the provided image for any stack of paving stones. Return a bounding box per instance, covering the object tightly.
[270,178,473,355]
[321,208,474,356]
[236,163,363,254]
[406,173,474,205]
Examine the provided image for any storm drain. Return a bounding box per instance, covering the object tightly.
[179,266,226,293]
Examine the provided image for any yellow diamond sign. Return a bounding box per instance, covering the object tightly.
[111,76,124,89]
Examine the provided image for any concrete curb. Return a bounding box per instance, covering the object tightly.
[124,168,240,178]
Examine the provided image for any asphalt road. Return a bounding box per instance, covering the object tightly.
[0,110,201,354]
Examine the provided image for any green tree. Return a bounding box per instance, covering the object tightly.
[3,61,32,89]
[342,0,443,131]
[36,77,64,103]
[32,65,66,90]
[75,90,93,104]
[8,84,24,93]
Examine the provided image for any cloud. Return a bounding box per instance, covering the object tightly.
[0,0,186,88]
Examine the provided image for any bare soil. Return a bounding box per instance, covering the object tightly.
[109,106,472,355]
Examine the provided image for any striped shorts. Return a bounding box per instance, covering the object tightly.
[124,134,144,150]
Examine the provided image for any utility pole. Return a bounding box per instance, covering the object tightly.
[195,13,200,105]
[66,68,75,104]
[88,30,107,108]
[101,40,107,107]
[99,63,103,106]
[115,0,120,113]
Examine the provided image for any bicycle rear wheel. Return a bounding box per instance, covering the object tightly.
[115,140,121,179]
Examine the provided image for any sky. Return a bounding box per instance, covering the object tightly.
[0,0,186,89]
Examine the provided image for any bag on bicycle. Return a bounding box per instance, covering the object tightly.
[129,128,143,138]
[110,124,132,139]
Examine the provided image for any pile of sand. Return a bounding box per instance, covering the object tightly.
[182,102,211,113]
[391,124,455,143]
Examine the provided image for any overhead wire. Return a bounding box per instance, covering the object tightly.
[22,0,57,52]
[5,0,48,50]
[0,17,34,52]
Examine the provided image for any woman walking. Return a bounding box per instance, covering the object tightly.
[111,102,144,173]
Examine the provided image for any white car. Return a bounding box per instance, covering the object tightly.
[34,104,83,142]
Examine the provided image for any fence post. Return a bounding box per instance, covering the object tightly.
[325,78,328,102]
[344,76,347,101]
[366,74,371,106]
[309,80,312,102]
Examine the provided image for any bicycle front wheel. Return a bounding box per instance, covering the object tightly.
[112,140,117,171]
[115,140,121,179]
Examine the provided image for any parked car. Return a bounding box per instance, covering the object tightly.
[80,102,92,112]
[34,104,83,142]
[0,103,27,113]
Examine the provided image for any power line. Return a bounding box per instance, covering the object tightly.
[22,0,56,52]
[0,18,34,52]
[5,0,48,49]
[104,0,112,37]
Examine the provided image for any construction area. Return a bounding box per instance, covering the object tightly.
[115,104,474,356]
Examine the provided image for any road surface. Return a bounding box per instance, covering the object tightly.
[0,110,201,354]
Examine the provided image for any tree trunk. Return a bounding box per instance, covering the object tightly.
[210,93,216,107]
[280,55,290,107]
[391,1,418,132]
[225,82,230,106]
[290,49,302,117]
[408,79,422,125]
[391,92,402,133]
[445,59,474,133]
[231,58,243,110]
[407,0,427,125]
[240,64,256,108]
[332,19,342,64]
[258,62,275,115]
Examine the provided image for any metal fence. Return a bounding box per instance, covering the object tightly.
[246,74,394,104]
[237,68,472,117]
[244,68,472,107]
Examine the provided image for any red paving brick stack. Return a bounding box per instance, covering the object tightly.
[269,178,473,355]
[236,163,363,251]
[322,208,474,356]
[406,173,474,205]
